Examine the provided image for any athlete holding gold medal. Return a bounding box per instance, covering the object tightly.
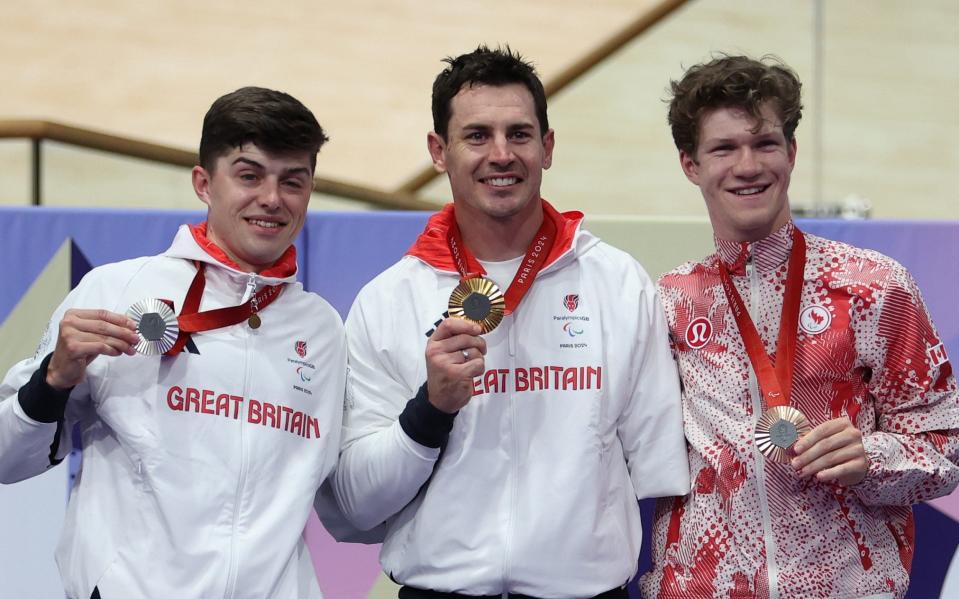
[642,55,959,599]
[333,46,690,599]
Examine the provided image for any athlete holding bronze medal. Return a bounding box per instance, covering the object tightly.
[332,46,689,599]
[642,55,959,599]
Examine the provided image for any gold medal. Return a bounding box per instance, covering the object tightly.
[248,313,261,329]
[127,299,179,355]
[448,277,505,334]
[754,405,811,463]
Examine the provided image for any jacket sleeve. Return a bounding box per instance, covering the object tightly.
[332,293,442,531]
[851,262,959,506]
[618,264,691,500]
[0,288,92,484]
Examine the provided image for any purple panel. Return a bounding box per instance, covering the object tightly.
[302,211,430,318]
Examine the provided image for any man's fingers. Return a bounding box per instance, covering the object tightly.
[459,356,486,378]
[427,333,486,366]
[65,308,136,330]
[62,309,139,345]
[814,459,868,485]
[796,443,862,477]
[792,432,845,469]
[64,335,135,360]
[793,418,847,453]
[431,316,483,341]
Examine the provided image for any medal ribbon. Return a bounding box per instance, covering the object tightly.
[165,262,283,355]
[718,227,806,408]
[447,212,557,315]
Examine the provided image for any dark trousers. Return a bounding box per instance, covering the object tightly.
[398,585,630,599]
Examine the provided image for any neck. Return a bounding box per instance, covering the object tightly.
[456,204,545,261]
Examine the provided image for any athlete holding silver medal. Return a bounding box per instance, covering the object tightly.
[642,55,959,599]
[0,87,345,599]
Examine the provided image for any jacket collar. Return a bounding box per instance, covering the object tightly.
[714,220,796,276]
[406,199,584,273]
[162,222,299,284]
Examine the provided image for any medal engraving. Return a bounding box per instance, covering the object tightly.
[139,312,167,341]
[462,292,492,321]
[127,299,179,355]
[448,277,505,334]
[769,419,798,449]
[755,405,811,463]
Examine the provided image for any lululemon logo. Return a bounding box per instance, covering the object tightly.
[685,317,713,349]
[799,305,832,335]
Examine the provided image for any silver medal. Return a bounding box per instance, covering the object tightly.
[127,299,179,355]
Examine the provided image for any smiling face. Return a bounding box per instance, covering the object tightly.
[427,83,554,226]
[681,103,797,242]
[192,143,313,272]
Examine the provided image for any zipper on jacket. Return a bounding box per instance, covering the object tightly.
[222,275,256,599]
[747,250,781,599]
[501,315,518,593]
[244,273,257,302]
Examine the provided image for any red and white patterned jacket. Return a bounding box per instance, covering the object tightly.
[641,221,959,599]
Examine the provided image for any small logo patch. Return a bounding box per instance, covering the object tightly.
[928,343,949,368]
[799,305,832,335]
[295,340,307,358]
[564,294,580,312]
[685,317,713,349]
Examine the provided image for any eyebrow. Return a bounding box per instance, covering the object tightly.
[283,167,312,177]
[232,157,264,169]
[704,131,780,145]
[461,122,536,131]
[231,158,311,177]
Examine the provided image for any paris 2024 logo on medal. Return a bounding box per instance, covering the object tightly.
[685,317,713,350]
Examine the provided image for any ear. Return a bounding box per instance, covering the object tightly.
[427,132,448,173]
[679,150,700,186]
[787,137,797,169]
[192,166,213,208]
[541,128,555,170]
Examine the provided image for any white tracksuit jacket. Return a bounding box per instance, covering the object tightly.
[333,201,690,598]
[0,224,345,599]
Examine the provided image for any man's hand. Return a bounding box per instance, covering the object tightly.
[46,309,140,390]
[791,417,869,486]
[425,317,486,414]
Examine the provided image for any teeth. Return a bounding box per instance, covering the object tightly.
[487,177,518,187]
[734,187,765,195]
[249,219,280,228]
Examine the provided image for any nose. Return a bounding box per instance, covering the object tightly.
[732,147,761,177]
[259,180,282,210]
[488,134,514,166]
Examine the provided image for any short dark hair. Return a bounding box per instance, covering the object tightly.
[198,86,329,172]
[431,45,549,140]
[667,54,803,156]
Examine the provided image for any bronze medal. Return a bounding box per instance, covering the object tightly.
[127,299,179,355]
[448,277,506,334]
[248,313,261,329]
[754,405,811,463]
